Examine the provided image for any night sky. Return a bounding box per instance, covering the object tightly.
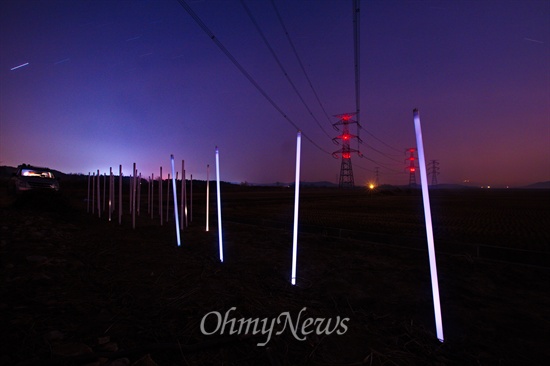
[1,0,548,187]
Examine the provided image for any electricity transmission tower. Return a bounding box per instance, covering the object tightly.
[374,167,380,186]
[428,160,440,186]
[406,148,417,187]
[332,113,362,188]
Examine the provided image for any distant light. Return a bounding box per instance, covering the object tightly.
[10,62,29,71]
[410,167,416,172]
[487,185,491,189]
[369,183,375,190]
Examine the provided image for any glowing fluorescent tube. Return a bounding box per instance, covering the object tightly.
[171,155,181,246]
[413,108,444,342]
[132,163,136,229]
[291,131,302,285]
[216,147,224,262]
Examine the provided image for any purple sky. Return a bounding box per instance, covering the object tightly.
[1,0,548,187]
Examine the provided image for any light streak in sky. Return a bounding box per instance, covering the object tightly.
[10,62,29,71]
[54,58,70,65]
[524,38,544,44]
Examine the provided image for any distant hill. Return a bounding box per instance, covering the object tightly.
[252,181,338,188]
[430,184,477,189]
[521,181,550,189]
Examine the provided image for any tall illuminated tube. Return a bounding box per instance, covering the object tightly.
[215,147,224,262]
[291,131,302,285]
[171,155,181,246]
[413,108,444,342]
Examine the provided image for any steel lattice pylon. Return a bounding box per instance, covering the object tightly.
[332,113,362,188]
[406,148,417,187]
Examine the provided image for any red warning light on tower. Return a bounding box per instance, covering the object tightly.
[332,112,363,188]
[406,148,417,186]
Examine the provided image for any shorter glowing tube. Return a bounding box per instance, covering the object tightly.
[109,168,113,222]
[137,173,141,216]
[171,155,181,246]
[118,165,122,225]
[166,174,170,222]
[97,169,101,218]
[206,165,210,232]
[92,173,95,214]
[103,174,106,213]
[216,147,224,262]
[181,160,184,231]
[159,166,163,226]
[291,131,302,285]
[87,173,90,213]
[413,108,444,342]
[151,173,154,220]
[132,163,136,229]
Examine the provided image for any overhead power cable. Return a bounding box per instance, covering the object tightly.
[240,0,333,140]
[353,0,361,152]
[176,0,331,155]
[365,144,403,163]
[363,129,403,153]
[270,0,334,127]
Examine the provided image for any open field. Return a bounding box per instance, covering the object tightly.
[1,178,549,365]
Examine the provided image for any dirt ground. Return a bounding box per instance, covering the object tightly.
[1,180,549,365]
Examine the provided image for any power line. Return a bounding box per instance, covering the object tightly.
[270,0,334,128]
[176,0,331,156]
[363,129,403,153]
[240,0,333,140]
[364,144,403,163]
[353,0,361,152]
